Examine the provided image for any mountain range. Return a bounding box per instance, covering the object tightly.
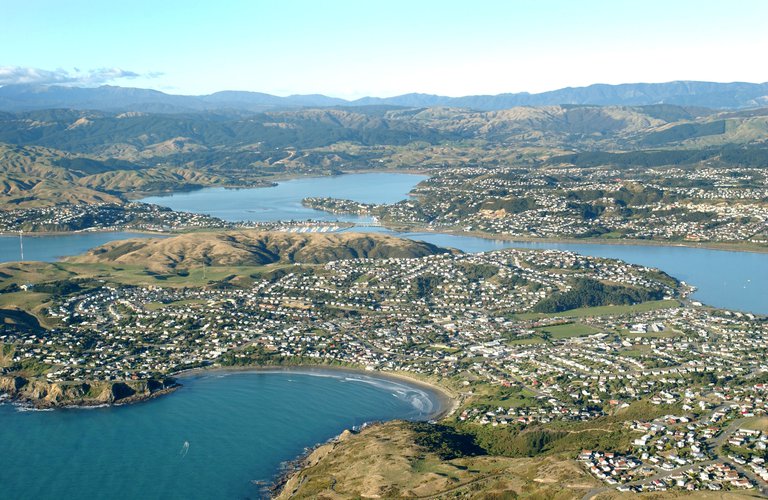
[1,81,767,113]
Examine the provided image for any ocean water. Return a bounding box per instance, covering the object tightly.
[0,370,441,500]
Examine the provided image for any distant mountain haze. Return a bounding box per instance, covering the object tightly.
[1,81,767,112]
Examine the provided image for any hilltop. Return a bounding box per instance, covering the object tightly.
[1,80,767,112]
[0,143,126,208]
[2,104,767,162]
[274,420,600,499]
[66,230,452,271]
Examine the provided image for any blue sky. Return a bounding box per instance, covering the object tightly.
[1,0,766,98]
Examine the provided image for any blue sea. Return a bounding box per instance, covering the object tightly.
[0,370,441,499]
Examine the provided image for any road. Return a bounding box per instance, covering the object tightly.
[582,459,719,500]
[582,413,768,499]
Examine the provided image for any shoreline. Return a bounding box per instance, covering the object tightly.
[0,228,172,237]
[1,364,457,418]
[173,363,458,421]
[123,167,432,201]
[0,378,180,410]
[3,225,766,256]
[396,228,768,255]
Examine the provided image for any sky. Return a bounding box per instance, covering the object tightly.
[1,0,767,99]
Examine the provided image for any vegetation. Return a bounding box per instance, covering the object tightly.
[533,322,599,339]
[410,422,485,460]
[67,230,451,271]
[532,277,665,313]
[550,145,768,169]
[274,420,601,499]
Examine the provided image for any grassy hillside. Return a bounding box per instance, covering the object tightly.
[0,144,126,208]
[275,418,760,500]
[2,105,766,160]
[3,103,768,211]
[275,420,600,499]
[0,142,266,209]
[66,230,452,271]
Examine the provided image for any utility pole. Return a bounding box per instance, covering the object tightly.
[19,230,24,262]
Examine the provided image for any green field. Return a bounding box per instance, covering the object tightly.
[533,322,599,339]
[514,299,680,320]
[143,298,211,311]
[506,336,545,346]
[470,384,539,409]
[54,262,274,288]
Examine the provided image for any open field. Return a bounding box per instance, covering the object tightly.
[739,416,768,432]
[514,300,681,320]
[533,322,600,339]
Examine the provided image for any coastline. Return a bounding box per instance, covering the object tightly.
[4,224,766,256]
[1,364,457,418]
[0,377,180,410]
[401,228,768,255]
[173,363,458,421]
[0,228,173,237]
[122,167,432,201]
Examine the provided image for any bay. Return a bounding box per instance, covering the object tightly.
[139,172,428,222]
[0,232,158,263]
[1,173,766,313]
[0,370,442,500]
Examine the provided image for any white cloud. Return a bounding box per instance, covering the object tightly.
[0,66,160,86]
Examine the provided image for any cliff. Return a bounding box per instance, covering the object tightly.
[0,375,178,408]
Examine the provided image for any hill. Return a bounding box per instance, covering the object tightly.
[356,81,768,110]
[0,143,125,208]
[3,102,768,211]
[66,231,452,271]
[2,81,767,112]
[275,420,601,499]
[0,108,449,155]
[0,142,256,209]
[3,104,767,161]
